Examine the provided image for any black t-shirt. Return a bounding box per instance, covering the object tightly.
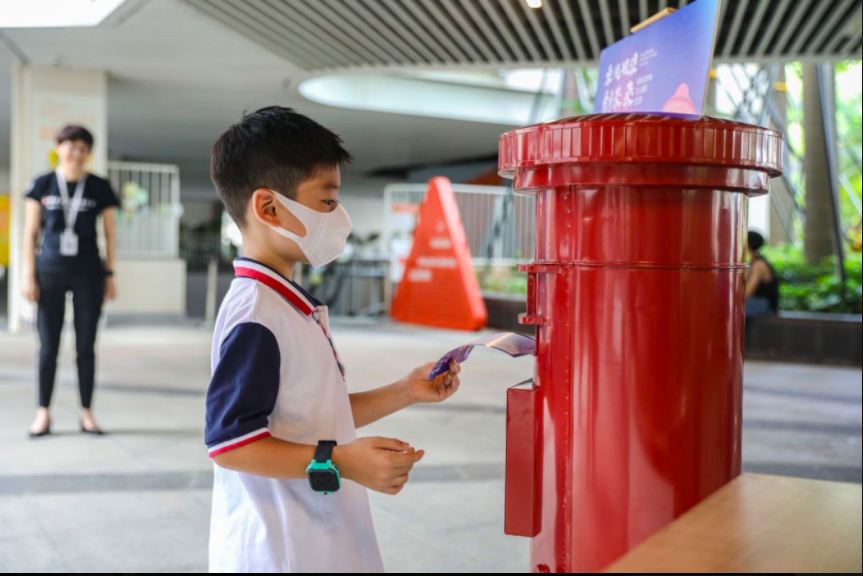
[25,172,121,275]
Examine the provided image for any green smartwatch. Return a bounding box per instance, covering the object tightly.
[306,440,340,495]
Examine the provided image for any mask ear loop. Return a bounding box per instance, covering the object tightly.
[270,191,331,261]
[269,189,309,240]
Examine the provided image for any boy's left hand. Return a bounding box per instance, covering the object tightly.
[404,360,462,405]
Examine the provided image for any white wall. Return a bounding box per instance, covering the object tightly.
[110,259,187,316]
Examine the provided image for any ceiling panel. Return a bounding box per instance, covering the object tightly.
[184,0,863,71]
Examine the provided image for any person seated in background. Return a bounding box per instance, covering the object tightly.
[745,231,780,317]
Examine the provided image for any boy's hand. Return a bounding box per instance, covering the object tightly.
[333,437,424,496]
[403,360,462,405]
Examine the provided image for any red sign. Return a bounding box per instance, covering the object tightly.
[391,178,487,331]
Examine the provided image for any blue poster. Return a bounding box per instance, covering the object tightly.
[594,0,721,118]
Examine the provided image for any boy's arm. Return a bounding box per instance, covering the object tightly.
[214,436,315,479]
[349,380,414,429]
[206,322,426,495]
[213,435,425,496]
[349,360,461,428]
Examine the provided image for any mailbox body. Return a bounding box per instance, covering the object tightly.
[499,115,783,573]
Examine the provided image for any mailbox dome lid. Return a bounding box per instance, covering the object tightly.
[498,113,783,179]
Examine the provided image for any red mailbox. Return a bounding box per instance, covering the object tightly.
[499,114,783,573]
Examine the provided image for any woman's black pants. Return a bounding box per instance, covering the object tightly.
[36,272,104,409]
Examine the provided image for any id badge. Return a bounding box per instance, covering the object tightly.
[60,229,79,256]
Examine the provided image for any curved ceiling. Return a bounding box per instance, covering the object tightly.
[184,0,863,72]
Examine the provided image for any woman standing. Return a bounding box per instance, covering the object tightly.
[21,125,120,438]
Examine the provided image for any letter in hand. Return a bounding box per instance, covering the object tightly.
[406,359,462,404]
[333,437,425,496]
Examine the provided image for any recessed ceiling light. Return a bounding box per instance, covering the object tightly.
[526,0,543,9]
[0,0,129,28]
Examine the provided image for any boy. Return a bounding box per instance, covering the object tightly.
[205,106,461,573]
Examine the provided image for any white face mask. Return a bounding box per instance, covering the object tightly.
[268,191,352,267]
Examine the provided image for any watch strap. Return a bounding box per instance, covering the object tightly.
[314,440,337,464]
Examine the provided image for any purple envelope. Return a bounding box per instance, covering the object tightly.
[428,332,536,381]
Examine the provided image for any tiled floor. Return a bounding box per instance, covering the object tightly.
[0,319,860,572]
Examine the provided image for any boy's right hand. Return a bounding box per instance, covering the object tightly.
[333,437,424,496]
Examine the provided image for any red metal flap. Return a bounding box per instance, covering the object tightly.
[505,379,541,538]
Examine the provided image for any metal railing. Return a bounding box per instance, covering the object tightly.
[383,183,535,271]
[107,161,181,260]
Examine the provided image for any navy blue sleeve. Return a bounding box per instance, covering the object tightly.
[205,322,281,458]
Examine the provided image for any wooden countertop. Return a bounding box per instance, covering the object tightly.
[606,473,862,574]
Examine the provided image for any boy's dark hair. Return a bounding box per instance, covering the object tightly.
[56,125,94,149]
[748,231,765,252]
[211,106,352,227]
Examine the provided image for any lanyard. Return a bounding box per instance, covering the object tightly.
[55,170,88,232]
[312,307,346,379]
[232,266,347,380]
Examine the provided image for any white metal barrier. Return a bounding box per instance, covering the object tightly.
[383,183,535,271]
[107,161,181,259]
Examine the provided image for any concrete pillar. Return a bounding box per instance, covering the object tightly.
[746,66,771,239]
[559,70,579,118]
[769,66,795,246]
[8,64,108,332]
[803,63,837,264]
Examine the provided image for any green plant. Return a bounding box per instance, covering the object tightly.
[763,245,862,314]
[478,248,862,315]
[478,267,528,296]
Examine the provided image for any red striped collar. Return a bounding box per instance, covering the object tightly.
[233,258,316,316]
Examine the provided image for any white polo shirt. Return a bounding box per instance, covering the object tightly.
[205,257,384,573]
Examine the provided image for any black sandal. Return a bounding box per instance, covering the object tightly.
[80,420,106,436]
[28,418,51,439]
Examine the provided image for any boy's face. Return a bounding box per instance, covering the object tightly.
[249,165,342,265]
[293,164,342,215]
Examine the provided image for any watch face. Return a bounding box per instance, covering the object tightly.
[309,469,340,493]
